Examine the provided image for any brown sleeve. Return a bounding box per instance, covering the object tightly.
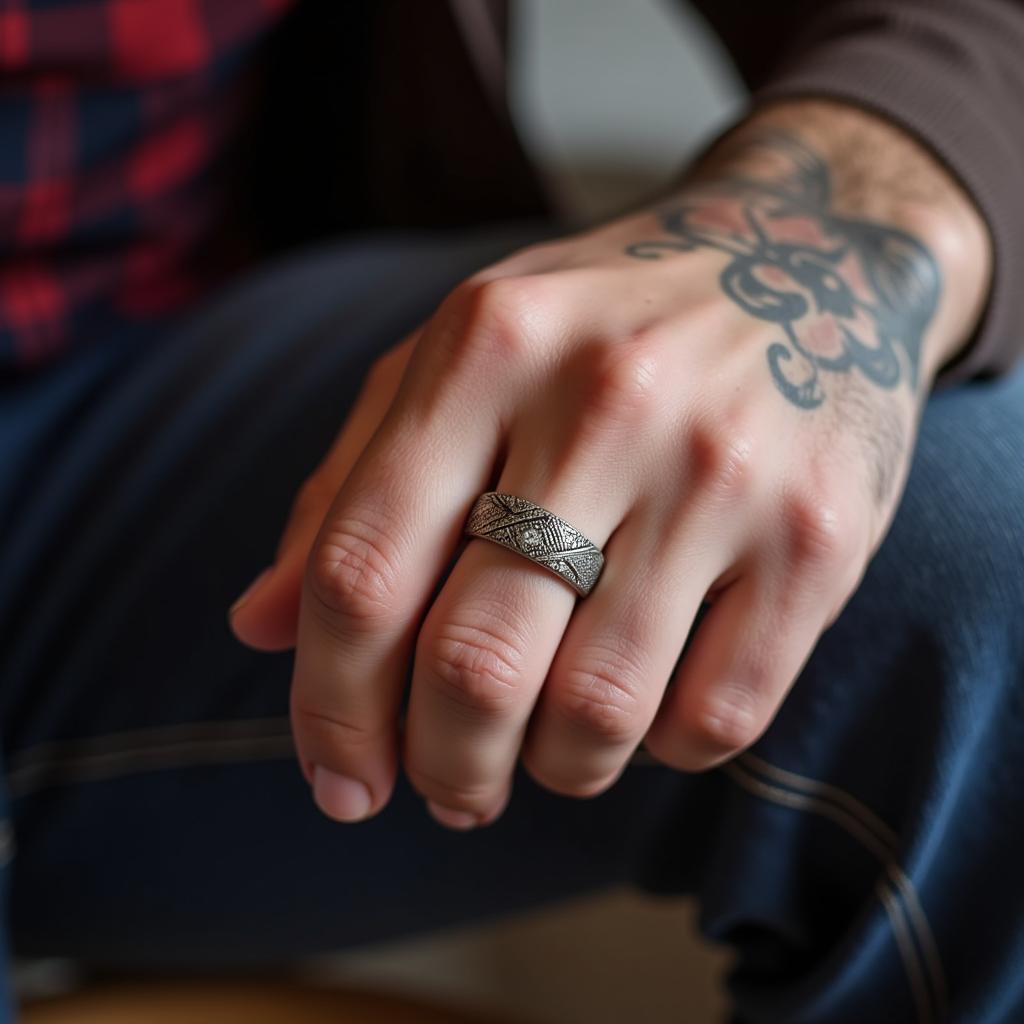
[687,0,1024,386]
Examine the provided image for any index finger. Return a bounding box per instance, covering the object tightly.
[290,391,500,822]
[229,331,422,653]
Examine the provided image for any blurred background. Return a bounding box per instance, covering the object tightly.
[512,0,742,223]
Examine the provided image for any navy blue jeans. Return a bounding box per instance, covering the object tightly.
[1,224,1022,1024]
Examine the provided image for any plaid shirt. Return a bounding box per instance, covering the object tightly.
[0,0,293,369]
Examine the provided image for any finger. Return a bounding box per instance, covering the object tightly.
[404,327,689,825]
[291,268,584,823]
[229,333,419,651]
[642,548,841,772]
[406,480,627,828]
[519,507,726,797]
[289,382,504,821]
[286,273,560,820]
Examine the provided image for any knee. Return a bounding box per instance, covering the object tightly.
[870,381,1024,633]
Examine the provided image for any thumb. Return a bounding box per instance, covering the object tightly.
[228,332,420,651]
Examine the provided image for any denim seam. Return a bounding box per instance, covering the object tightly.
[878,878,935,1024]
[739,752,900,851]
[5,723,948,1018]
[734,753,947,1016]
[723,759,946,1022]
[6,716,293,767]
[6,728,295,798]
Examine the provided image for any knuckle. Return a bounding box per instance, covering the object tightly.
[581,340,664,425]
[552,643,646,744]
[687,417,755,499]
[444,275,548,368]
[290,698,380,754]
[687,683,764,754]
[423,616,525,721]
[308,513,403,627]
[783,489,849,571]
[472,274,547,323]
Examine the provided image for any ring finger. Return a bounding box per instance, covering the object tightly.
[404,470,628,829]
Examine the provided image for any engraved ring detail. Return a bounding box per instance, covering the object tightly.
[463,492,606,598]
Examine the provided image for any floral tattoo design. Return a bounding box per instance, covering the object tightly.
[626,132,942,409]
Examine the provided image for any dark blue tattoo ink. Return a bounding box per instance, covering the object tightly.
[625,132,942,409]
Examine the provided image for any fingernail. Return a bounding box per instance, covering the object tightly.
[426,800,480,830]
[313,766,373,822]
[229,567,273,616]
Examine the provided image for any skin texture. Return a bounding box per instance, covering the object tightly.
[627,132,941,408]
[624,128,942,502]
[229,99,991,830]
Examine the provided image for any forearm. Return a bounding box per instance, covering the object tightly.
[675,99,993,389]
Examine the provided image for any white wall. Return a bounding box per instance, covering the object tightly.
[510,0,744,220]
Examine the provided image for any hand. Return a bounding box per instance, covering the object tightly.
[230,102,989,828]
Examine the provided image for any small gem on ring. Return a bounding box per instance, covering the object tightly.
[521,527,541,547]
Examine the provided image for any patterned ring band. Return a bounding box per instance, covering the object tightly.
[463,492,606,598]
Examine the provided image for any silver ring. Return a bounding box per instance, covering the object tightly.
[463,492,605,597]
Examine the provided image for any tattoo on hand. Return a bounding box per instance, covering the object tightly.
[626,131,942,410]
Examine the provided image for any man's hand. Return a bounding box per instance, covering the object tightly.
[230,100,990,828]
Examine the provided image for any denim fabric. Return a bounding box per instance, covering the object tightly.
[1,224,1021,1024]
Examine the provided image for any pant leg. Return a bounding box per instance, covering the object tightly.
[637,364,1024,1023]
[2,223,1023,1023]
[0,221,676,969]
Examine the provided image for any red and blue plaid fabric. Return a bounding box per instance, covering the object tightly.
[0,0,293,369]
